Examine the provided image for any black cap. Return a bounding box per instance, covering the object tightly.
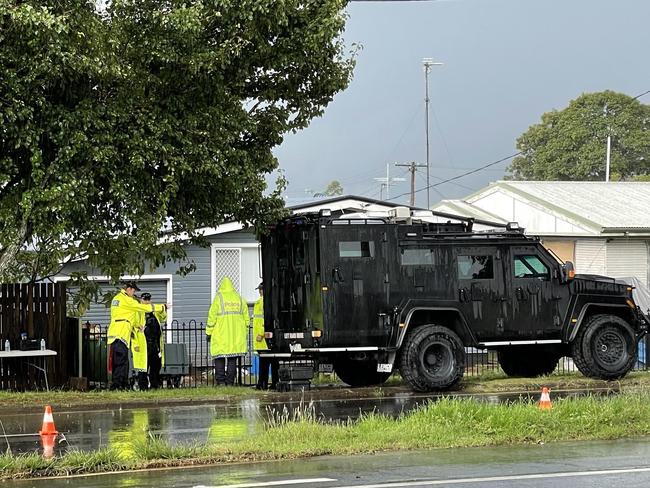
[256,282,264,290]
[141,292,152,300]
[124,281,141,291]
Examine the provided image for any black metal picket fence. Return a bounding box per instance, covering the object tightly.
[83,320,262,389]
[81,320,650,390]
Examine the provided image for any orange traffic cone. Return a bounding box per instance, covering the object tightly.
[538,387,552,410]
[39,405,58,458]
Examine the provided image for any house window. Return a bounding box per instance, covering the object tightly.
[213,245,261,303]
[458,255,494,280]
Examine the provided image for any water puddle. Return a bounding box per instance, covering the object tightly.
[0,388,615,455]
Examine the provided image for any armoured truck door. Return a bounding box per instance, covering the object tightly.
[455,246,508,341]
[320,220,390,347]
[261,221,320,343]
[505,245,566,338]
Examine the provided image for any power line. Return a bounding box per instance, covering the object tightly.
[387,151,521,202]
[633,89,650,100]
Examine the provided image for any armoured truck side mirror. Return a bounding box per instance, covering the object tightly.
[561,261,576,283]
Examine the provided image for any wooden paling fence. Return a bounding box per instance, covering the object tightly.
[0,282,71,389]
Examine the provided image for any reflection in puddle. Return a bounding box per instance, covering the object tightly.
[1,388,615,455]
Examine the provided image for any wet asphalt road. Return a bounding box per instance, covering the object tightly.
[1,389,613,455]
[9,438,650,487]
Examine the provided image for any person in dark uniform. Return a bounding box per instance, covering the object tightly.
[253,282,279,390]
[140,292,167,389]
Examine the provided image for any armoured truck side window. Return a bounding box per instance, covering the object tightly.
[339,241,375,258]
[400,247,435,266]
[513,254,550,280]
[457,255,494,280]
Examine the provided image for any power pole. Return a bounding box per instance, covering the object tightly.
[422,58,443,208]
[395,161,426,206]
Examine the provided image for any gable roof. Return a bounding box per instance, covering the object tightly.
[440,181,650,234]
[192,195,416,239]
[432,199,508,224]
[289,194,418,213]
[491,181,650,231]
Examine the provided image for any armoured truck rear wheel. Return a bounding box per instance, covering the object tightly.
[497,346,560,377]
[333,357,391,387]
[571,314,637,380]
[399,325,465,392]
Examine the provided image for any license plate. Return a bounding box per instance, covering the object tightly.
[377,363,393,373]
[318,363,334,373]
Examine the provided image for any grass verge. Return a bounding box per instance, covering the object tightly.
[4,370,650,411]
[0,386,257,411]
[459,370,650,393]
[3,391,650,480]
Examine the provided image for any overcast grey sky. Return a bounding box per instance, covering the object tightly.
[272,0,650,207]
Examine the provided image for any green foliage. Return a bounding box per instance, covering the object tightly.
[323,180,344,196]
[0,0,354,292]
[508,91,650,180]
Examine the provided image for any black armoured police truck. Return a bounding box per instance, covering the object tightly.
[259,208,648,392]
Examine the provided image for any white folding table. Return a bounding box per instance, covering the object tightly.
[0,349,58,391]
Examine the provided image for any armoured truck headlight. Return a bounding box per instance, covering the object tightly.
[311,330,322,338]
[264,332,273,339]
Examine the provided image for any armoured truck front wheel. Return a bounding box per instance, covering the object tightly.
[571,314,637,380]
[497,346,560,377]
[334,357,391,387]
[400,325,465,392]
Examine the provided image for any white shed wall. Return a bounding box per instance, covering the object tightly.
[606,240,649,286]
[575,239,607,275]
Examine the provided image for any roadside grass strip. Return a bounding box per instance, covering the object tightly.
[0,386,255,410]
[3,391,650,479]
[1,370,648,411]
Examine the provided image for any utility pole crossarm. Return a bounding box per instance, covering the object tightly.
[396,161,426,206]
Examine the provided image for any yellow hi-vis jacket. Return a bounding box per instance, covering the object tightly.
[206,277,248,358]
[252,297,268,352]
[131,311,148,372]
[107,290,164,347]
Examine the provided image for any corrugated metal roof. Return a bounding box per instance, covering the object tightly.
[474,181,650,230]
[433,200,508,224]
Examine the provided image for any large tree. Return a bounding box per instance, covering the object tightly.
[0,1,354,294]
[508,91,650,180]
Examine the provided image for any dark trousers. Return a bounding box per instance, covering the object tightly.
[214,357,238,386]
[110,341,129,390]
[137,371,149,391]
[257,356,279,389]
[147,343,162,389]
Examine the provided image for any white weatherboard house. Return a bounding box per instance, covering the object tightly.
[55,196,412,328]
[432,181,650,286]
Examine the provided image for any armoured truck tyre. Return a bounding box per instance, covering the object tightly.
[334,357,392,387]
[571,314,637,380]
[399,324,465,392]
[497,346,561,377]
